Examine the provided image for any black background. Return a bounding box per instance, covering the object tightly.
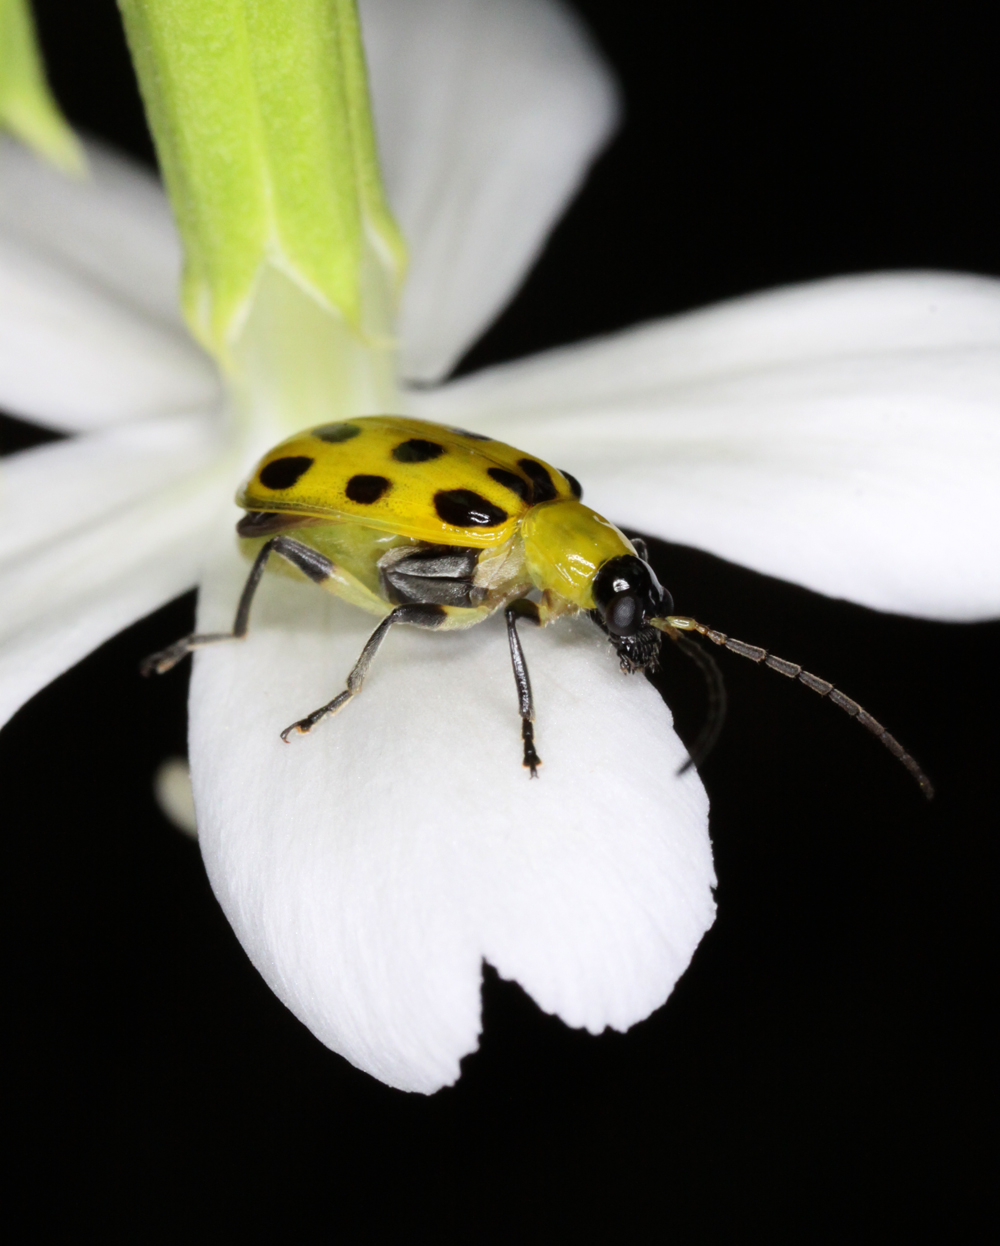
[5,1,996,1238]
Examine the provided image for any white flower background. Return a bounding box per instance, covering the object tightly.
[4,0,996,1236]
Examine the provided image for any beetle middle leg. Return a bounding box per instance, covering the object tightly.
[140,536,348,675]
[280,603,447,740]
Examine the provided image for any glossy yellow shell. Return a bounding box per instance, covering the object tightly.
[237,415,580,548]
[521,499,634,610]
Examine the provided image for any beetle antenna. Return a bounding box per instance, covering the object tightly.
[652,616,934,800]
[667,630,728,775]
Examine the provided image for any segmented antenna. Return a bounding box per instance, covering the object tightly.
[654,616,934,799]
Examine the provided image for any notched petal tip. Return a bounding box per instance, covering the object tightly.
[189,552,714,1092]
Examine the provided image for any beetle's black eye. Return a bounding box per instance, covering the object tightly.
[606,592,641,636]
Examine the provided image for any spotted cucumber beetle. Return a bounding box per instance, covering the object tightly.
[143,415,932,796]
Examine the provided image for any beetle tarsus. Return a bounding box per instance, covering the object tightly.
[280,690,354,741]
[522,720,541,777]
[140,630,247,676]
[139,644,187,677]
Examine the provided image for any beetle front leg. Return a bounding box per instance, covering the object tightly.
[140,537,336,675]
[506,602,542,776]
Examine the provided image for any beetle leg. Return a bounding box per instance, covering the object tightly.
[507,597,541,625]
[140,536,337,675]
[505,604,541,777]
[279,604,446,740]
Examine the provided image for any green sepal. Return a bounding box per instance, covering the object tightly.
[118,0,406,362]
[0,0,85,173]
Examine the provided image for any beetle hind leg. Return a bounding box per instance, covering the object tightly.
[140,631,236,676]
[140,536,342,676]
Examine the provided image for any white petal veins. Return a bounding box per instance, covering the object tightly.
[410,273,1000,621]
[361,0,620,383]
[190,542,714,1093]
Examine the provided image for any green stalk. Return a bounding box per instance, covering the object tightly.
[119,0,406,430]
[0,0,84,172]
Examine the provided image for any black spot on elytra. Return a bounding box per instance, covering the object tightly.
[448,427,491,441]
[259,456,314,490]
[393,438,444,463]
[487,467,532,503]
[346,474,391,504]
[560,469,583,499]
[313,422,361,443]
[435,489,508,528]
[518,459,557,504]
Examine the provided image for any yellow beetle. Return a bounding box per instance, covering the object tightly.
[143,415,932,794]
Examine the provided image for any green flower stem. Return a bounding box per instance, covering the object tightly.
[119,0,406,429]
[0,0,85,172]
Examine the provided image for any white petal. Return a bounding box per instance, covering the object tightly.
[191,542,714,1093]
[361,0,619,383]
[0,412,223,562]
[0,137,220,431]
[410,272,1000,620]
[0,136,179,325]
[0,418,228,729]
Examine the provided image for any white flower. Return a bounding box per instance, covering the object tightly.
[1,0,998,1093]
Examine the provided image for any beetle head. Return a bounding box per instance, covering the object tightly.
[591,554,673,673]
